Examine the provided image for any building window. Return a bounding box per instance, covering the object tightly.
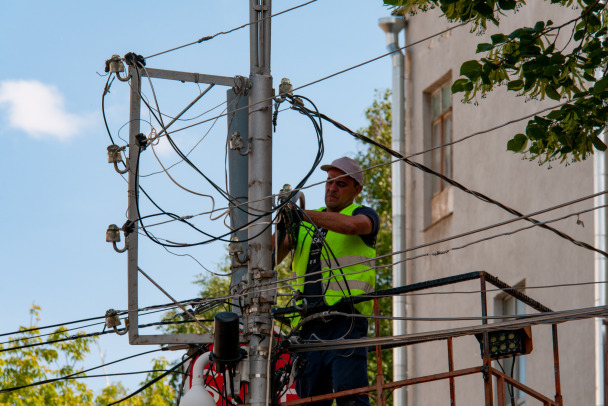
[430,83,452,196]
[424,78,453,227]
[495,293,527,406]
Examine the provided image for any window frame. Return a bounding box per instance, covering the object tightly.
[423,73,454,228]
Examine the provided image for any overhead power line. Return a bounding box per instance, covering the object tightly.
[300,104,608,258]
[151,21,469,138]
[287,305,608,353]
[0,348,163,394]
[143,0,319,60]
[132,99,573,233]
[107,351,198,406]
[230,190,607,300]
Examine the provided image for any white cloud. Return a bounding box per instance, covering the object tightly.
[0,80,91,141]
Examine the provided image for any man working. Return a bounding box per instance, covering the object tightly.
[277,156,379,406]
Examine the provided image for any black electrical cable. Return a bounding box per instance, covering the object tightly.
[107,351,198,406]
[59,369,185,380]
[278,201,357,340]
[143,0,319,60]
[294,101,608,259]
[0,315,108,338]
[135,69,247,212]
[158,22,468,138]
[110,73,325,249]
[0,320,106,347]
[0,317,214,353]
[102,74,116,145]
[125,80,325,239]
[0,348,163,393]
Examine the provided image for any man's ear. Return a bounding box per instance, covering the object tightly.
[354,184,363,196]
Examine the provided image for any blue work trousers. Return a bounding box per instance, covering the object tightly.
[295,316,370,406]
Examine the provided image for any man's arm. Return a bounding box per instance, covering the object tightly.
[303,210,373,236]
[272,231,291,265]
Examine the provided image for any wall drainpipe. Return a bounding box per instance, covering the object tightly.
[595,130,607,406]
[379,15,407,406]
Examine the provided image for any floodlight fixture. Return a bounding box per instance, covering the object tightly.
[475,326,533,359]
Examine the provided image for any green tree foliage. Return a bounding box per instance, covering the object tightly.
[355,89,394,404]
[385,0,608,165]
[94,358,176,406]
[1,305,176,405]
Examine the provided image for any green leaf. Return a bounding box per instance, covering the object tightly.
[587,13,601,30]
[543,65,560,77]
[498,0,517,10]
[545,85,561,100]
[592,136,607,151]
[473,2,494,16]
[546,110,563,120]
[574,29,586,41]
[593,77,608,94]
[509,28,526,39]
[507,133,528,152]
[526,123,545,140]
[476,43,495,53]
[460,60,483,80]
[491,33,507,45]
[451,78,470,93]
[533,21,546,32]
[534,116,551,125]
[507,79,524,91]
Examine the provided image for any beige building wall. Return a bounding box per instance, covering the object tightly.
[399,3,598,405]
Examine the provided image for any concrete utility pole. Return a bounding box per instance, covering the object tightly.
[246,1,274,405]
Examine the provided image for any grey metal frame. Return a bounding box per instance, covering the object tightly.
[126,65,236,345]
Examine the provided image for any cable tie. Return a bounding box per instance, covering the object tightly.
[123,52,146,68]
[122,220,135,236]
[135,133,148,150]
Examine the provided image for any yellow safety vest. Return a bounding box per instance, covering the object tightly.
[291,204,376,325]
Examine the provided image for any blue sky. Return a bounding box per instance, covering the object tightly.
[0,0,396,394]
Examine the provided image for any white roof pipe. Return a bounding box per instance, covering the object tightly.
[379,15,407,406]
[180,352,216,406]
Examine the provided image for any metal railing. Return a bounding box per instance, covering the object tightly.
[278,271,563,406]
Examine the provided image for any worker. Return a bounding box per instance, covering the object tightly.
[277,156,379,406]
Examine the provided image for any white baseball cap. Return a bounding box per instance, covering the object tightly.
[320,157,364,185]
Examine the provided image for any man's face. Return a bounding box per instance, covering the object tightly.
[324,168,363,212]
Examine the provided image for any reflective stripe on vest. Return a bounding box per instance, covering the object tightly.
[292,203,376,321]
